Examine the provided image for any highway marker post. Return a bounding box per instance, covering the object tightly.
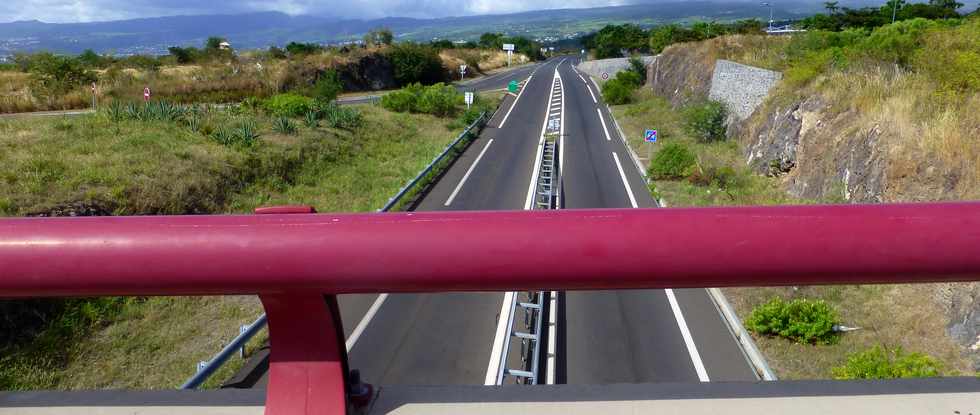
[143,86,151,102]
[645,129,658,161]
[460,64,467,81]
[91,82,97,110]
[465,92,474,110]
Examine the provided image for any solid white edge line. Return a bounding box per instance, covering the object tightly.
[444,139,494,206]
[345,293,389,352]
[499,74,533,128]
[586,83,598,104]
[485,291,517,385]
[612,152,638,209]
[664,289,711,382]
[597,108,612,141]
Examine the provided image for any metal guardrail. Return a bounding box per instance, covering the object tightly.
[180,111,489,389]
[180,314,267,389]
[379,112,488,212]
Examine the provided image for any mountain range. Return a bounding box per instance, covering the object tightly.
[0,1,825,56]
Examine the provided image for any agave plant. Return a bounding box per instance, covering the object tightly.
[211,127,235,145]
[124,102,143,121]
[272,117,297,135]
[304,111,320,128]
[235,119,260,146]
[104,101,125,122]
[184,116,202,133]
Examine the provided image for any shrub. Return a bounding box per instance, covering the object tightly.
[857,18,939,66]
[688,164,738,189]
[684,100,728,142]
[745,297,840,344]
[234,119,260,146]
[27,53,97,101]
[913,18,980,91]
[602,79,635,105]
[387,43,447,86]
[648,142,696,180]
[380,83,460,117]
[304,110,320,128]
[262,93,313,117]
[380,87,420,113]
[615,70,644,88]
[627,56,647,81]
[833,346,942,379]
[415,83,461,117]
[272,117,298,135]
[312,70,343,102]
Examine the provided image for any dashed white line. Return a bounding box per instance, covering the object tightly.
[665,289,711,382]
[444,139,494,206]
[612,152,638,208]
[597,108,612,141]
[345,294,389,352]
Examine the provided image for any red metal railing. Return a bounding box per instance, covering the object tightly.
[2,203,980,414]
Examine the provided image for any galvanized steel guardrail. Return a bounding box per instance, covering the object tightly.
[181,111,489,389]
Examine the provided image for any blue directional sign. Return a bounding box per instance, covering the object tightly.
[644,129,658,143]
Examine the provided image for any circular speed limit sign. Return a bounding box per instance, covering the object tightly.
[601,72,609,80]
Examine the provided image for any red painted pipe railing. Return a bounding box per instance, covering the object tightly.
[2,203,980,414]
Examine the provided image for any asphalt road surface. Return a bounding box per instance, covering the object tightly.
[229,56,756,388]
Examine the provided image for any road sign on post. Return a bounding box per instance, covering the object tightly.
[143,87,151,102]
[464,92,474,109]
[91,82,97,110]
[645,129,658,161]
[508,80,519,94]
[460,64,467,81]
[645,129,658,143]
[503,44,515,66]
[601,73,609,81]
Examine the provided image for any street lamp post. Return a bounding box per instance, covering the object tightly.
[762,2,774,33]
[891,0,900,23]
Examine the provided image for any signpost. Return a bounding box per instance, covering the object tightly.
[601,73,609,81]
[645,129,658,161]
[464,92,474,109]
[503,43,515,66]
[460,64,467,81]
[91,82,97,110]
[143,86,152,102]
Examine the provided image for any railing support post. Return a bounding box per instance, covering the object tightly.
[260,293,349,415]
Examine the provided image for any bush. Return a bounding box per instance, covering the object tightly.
[312,70,343,102]
[684,100,727,142]
[262,93,313,117]
[648,142,696,180]
[833,346,942,379]
[380,87,420,113]
[858,18,940,66]
[616,70,644,88]
[387,43,447,86]
[380,83,460,117]
[415,83,461,117]
[745,297,840,344]
[602,79,635,105]
[914,18,980,91]
[27,53,97,101]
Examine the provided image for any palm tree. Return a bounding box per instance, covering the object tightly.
[823,1,840,14]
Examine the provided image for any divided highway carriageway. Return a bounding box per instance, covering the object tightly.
[229,56,757,388]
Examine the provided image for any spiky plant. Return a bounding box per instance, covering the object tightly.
[272,117,297,135]
[235,119,260,146]
[304,111,320,128]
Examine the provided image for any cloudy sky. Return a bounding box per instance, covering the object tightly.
[2,0,643,23]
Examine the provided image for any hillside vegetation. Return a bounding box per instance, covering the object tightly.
[0,83,495,388]
[607,12,980,378]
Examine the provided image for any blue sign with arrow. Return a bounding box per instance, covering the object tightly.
[644,129,658,143]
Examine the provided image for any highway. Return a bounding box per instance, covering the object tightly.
[230,56,755,388]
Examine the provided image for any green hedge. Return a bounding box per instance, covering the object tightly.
[380,83,461,117]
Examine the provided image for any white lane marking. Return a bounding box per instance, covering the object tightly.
[597,108,612,141]
[665,289,711,382]
[586,83,598,103]
[612,152,638,208]
[345,294,389,352]
[577,73,588,84]
[499,74,533,128]
[524,67,563,210]
[546,290,558,384]
[444,139,494,206]
[485,291,517,385]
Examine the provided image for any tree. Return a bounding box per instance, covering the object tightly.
[386,43,447,86]
[77,49,105,68]
[27,53,97,100]
[205,36,227,51]
[479,33,504,49]
[824,1,840,14]
[168,46,199,64]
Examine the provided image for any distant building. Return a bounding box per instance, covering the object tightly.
[218,41,232,50]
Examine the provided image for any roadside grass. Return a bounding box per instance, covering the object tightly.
[1,97,487,389]
[610,88,791,206]
[609,84,975,379]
